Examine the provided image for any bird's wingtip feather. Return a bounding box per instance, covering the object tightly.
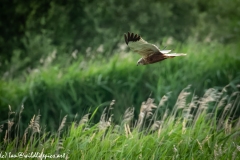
[124,33,128,45]
[124,32,141,44]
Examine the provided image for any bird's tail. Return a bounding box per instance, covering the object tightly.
[165,53,187,58]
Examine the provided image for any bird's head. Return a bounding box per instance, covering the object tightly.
[137,58,146,66]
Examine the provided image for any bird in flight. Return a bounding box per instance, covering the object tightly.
[124,32,186,65]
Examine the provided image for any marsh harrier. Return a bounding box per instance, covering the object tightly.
[124,32,186,65]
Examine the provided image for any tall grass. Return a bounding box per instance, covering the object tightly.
[1,86,239,159]
[0,41,240,130]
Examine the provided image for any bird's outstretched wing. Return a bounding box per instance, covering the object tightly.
[124,32,163,57]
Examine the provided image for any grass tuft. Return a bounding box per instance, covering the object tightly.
[0,86,240,159]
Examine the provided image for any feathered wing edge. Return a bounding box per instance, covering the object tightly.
[161,50,171,53]
[124,32,141,45]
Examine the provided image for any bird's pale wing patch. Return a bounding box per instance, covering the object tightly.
[161,50,171,53]
[128,38,161,57]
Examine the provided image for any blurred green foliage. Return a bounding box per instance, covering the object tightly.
[0,0,240,130]
[1,41,240,130]
[1,0,240,76]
